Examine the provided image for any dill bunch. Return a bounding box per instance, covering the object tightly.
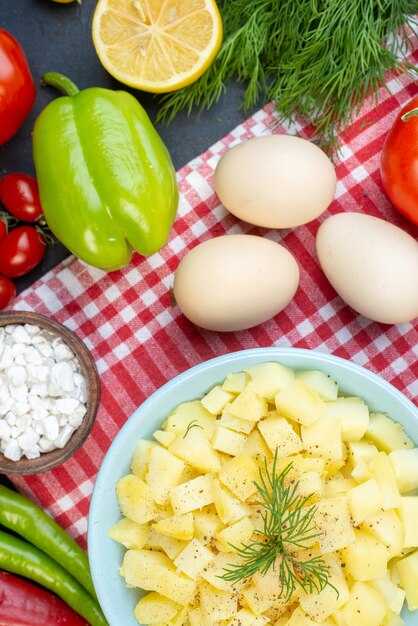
[157,0,418,153]
[220,455,338,602]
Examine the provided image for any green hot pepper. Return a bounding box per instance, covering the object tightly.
[33,72,178,271]
[0,530,108,626]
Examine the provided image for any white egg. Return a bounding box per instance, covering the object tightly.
[214,135,336,229]
[316,212,418,324]
[173,234,299,332]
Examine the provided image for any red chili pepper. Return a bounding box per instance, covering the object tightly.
[0,29,36,144]
[0,173,43,222]
[0,570,90,625]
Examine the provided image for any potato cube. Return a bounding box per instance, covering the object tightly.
[219,454,259,501]
[164,400,216,438]
[241,583,275,615]
[299,553,349,620]
[325,397,369,441]
[258,415,303,458]
[251,557,283,598]
[337,581,387,626]
[219,407,255,434]
[295,369,338,400]
[228,382,268,422]
[347,478,383,526]
[201,385,236,415]
[341,529,388,581]
[369,451,401,509]
[109,517,148,550]
[116,474,157,524]
[226,608,270,625]
[131,439,154,479]
[212,424,247,456]
[301,416,344,461]
[286,606,336,625]
[348,440,379,466]
[194,509,224,544]
[389,448,418,493]
[121,549,196,605]
[134,591,180,624]
[275,379,326,427]
[361,509,404,558]
[174,538,215,579]
[396,549,418,611]
[383,611,406,626]
[324,477,356,498]
[366,412,415,453]
[242,430,272,465]
[169,428,221,473]
[153,512,194,541]
[397,497,418,548]
[370,573,406,615]
[158,534,188,560]
[146,445,186,505]
[314,496,355,553]
[199,580,238,621]
[245,361,295,401]
[222,371,249,394]
[351,458,373,484]
[152,429,176,447]
[170,473,214,515]
[215,516,254,552]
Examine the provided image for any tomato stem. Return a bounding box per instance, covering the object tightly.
[401,107,418,122]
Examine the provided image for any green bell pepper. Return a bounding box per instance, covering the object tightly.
[33,72,178,271]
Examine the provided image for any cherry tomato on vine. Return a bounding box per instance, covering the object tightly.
[0,275,16,310]
[0,173,43,222]
[0,226,46,278]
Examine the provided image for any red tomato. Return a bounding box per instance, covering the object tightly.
[0,220,6,242]
[380,96,418,226]
[0,173,43,221]
[0,274,16,309]
[0,225,46,277]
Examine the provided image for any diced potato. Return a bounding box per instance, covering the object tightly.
[202,385,236,416]
[121,549,196,605]
[301,416,344,461]
[199,580,238,621]
[219,454,259,501]
[222,371,250,394]
[389,448,418,493]
[325,397,369,441]
[146,445,186,505]
[200,551,245,592]
[314,496,355,553]
[245,361,295,401]
[366,412,415,453]
[131,439,155,479]
[361,509,404,559]
[275,379,326,427]
[251,557,282,598]
[295,369,339,401]
[241,583,276,615]
[383,611,405,626]
[170,473,214,515]
[341,529,388,581]
[227,608,270,625]
[153,512,194,541]
[347,478,383,526]
[298,553,349,620]
[397,497,418,548]
[324,477,356,497]
[258,415,303,458]
[212,478,253,524]
[116,474,158,524]
[174,538,215,579]
[212,424,247,456]
[194,509,225,544]
[158,534,188,560]
[351,458,373,484]
[396,549,418,610]
[133,591,180,624]
[370,573,406,615]
[228,382,268,422]
[295,470,324,501]
[215,516,254,552]
[369,452,401,509]
[337,581,387,626]
[219,407,256,434]
[109,517,148,550]
[163,400,216,438]
[347,440,379,466]
[169,428,221,473]
[242,429,273,465]
[286,606,335,625]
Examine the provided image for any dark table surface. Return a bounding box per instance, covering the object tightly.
[0,0,254,296]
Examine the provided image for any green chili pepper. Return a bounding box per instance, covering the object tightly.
[32,72,178,271]
[0,484,95,599]
[0,529,108,626]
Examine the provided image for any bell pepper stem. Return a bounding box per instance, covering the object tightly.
[401,106,418,122]
[41,72,80,97]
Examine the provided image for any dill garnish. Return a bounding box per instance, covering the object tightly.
[182,420,204,438]
[157,0,418,153]
[220,453,338,602]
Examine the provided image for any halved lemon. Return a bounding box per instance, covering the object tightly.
[92,0,223,93]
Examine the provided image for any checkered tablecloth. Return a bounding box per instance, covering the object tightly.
[8,55,418,549]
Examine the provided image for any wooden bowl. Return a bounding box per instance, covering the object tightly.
[0,311,100,475]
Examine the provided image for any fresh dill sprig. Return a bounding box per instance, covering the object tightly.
[220,454,338,602]
[182,420,203,438]
[157,0,418,153]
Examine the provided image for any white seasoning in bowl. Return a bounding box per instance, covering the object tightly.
[0,323,88,462]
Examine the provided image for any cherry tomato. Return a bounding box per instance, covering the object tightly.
[0,173,43,222]
[0,220,6,242]
[380,96,418,226]
[0,226,46,278]
[0,275,16,310]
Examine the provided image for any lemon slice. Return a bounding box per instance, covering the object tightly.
[92,0,223,93]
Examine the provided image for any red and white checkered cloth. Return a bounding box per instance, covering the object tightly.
[9,55,418,549]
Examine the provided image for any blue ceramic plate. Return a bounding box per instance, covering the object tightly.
[88,347,418,625]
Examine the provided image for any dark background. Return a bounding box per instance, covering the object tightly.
[0,0,253,293]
